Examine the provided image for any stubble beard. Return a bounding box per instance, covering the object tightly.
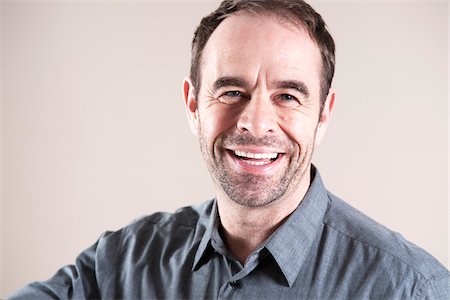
[199,129,316,208]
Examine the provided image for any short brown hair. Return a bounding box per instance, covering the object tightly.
[190,0,335,105]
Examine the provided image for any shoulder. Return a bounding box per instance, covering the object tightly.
[95,200,214,257]
[323,192,449,283]
[125,199,213,233]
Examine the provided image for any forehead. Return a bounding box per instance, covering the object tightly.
[200,13,322,91]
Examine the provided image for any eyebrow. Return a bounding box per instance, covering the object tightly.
[276,80,310,98]
[212,76,248,93]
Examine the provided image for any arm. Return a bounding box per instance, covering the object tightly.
[418,273,450,300]
[8,231,116,300]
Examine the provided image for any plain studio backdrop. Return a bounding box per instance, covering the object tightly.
[0,0,448,296]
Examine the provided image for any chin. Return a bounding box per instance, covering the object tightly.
[225,187,286,208]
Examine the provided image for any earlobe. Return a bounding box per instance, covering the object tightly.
[183,77,199,136]
[315,88,336,146]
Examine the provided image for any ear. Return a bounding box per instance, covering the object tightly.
[183,77,200,136]
[315,88,336,146]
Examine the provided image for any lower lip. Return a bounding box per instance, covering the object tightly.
[226,150,284,175]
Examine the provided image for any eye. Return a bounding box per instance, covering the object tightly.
[218,91,247,104]
[275,93,301,107]
[225,91,243,97]
[279,94,297,102]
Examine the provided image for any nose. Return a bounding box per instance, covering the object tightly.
[236,94,277,137]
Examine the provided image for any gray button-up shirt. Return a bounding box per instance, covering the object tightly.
[10,168,450,299]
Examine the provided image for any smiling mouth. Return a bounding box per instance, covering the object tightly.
[231,150,281,166]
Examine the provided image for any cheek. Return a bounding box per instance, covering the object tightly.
[199,105,239,141]
[277,110,319,148]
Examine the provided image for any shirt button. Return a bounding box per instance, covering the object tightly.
[229,281,240,287]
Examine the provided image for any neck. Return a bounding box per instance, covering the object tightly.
[216,168,311,264]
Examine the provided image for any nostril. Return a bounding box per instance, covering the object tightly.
[237,124,249,133]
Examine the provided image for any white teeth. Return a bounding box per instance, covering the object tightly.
[245,160,271,166]
[234,150,278,160]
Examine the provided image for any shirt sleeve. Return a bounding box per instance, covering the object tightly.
[419,273,450,300]
[8,231,117,300]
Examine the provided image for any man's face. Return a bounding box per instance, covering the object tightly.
[184,13,334,207]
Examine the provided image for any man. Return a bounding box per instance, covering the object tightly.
[10,0,449,299]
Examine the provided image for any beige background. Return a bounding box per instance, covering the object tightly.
[0,0,448,297]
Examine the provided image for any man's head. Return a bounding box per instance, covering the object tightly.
[183,0,336,208]
[190,0,335,106]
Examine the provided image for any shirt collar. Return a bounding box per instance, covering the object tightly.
[264,166,330,286]
[192,165,330,286]
[192,199,218,271]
